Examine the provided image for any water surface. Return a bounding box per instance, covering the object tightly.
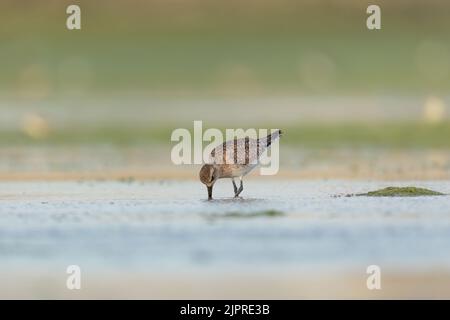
[1,180,449,275]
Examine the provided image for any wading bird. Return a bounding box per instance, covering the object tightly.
[199,130,282,200]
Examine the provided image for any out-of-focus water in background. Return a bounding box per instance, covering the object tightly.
[1,0,450,141]
[1,0,450,298]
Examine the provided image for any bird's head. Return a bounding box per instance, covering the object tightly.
[199,164,218,200]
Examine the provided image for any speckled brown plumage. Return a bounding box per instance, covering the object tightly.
[199,129,282,199]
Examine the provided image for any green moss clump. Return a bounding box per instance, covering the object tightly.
[224,210,284,218]
[358,186,445,197]
[204,210,284,220]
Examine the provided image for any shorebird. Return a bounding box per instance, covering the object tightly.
[199,129,282,200]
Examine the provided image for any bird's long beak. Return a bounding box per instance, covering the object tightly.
[207,185,213,200]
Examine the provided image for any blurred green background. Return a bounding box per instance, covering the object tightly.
[0,0,449,148]
[2,0,450,94]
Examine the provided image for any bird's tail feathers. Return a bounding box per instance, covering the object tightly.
[264,129,282,147]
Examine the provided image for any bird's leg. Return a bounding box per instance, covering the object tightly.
[235,176,244,197]
[232,178,238,196]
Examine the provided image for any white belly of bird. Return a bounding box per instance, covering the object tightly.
[230,164,258,178]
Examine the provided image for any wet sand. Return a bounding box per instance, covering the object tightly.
[1,180,449,298]
[1,146,450,181]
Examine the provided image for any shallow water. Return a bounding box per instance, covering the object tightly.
[0,180,449,274]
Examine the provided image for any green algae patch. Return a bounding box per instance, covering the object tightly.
[357,187,445,197]
[224,209,284,218]
[205,210,284,221]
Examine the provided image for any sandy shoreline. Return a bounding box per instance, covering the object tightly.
[2,269,450,299]
[1,180,449,299]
